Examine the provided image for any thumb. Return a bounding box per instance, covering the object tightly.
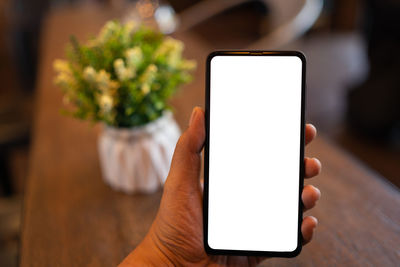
[167,107,205,184]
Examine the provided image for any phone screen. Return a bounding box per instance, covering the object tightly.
[205,52,305,256]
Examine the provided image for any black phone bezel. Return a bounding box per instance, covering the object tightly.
[203,50,306,258]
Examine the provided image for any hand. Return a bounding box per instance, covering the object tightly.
[120,107,322,266]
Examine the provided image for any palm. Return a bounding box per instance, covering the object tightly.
[153,175,264,266]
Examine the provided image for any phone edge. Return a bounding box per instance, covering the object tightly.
[203,50,306,258]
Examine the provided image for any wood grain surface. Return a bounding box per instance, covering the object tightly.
[20,3,400,266]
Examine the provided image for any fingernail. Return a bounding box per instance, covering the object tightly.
[315,187,321,200]
[308,124,317,136]
[313,158,322,173]
[311,216,318,226]
[189,107,198,127]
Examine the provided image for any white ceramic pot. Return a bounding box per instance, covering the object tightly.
[98,112,180,194]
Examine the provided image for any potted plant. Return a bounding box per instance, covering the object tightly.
[53,21,196,193]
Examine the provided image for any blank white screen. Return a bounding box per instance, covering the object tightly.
[208,55,302,252]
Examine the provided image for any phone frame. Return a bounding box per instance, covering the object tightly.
[203,50,306,257]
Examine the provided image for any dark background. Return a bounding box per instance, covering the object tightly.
[0,0,399,265]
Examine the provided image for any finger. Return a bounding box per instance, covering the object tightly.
[167,107,205,182]
[185,106,206,154]
[305,124,317,145]
[302,185,321,211]
[305,157,321,178]
[301,216,318,245]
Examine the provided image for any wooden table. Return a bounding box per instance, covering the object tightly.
[20,3,400,266]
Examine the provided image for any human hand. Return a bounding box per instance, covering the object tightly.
[120,107,322,266]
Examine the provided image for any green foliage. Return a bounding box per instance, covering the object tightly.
[54,20,196,127]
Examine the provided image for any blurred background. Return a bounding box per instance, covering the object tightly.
[0,0,399,265]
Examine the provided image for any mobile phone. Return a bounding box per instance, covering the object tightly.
[203,51,306,257]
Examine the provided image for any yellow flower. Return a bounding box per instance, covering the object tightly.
[54,72,73,88]
[154,37,181,57]
[147,64,157,73]
[113,59,135,81]
[141,83,151,95]
[121,21,137,45]
[125,47,143,68]
[83,66,97,83]
[53,59,77,94]
[96,69,119,92]
[154,37,184,67]
[98,93,114,112]
[139,64,158,95]
[97,21,118,44]
[140,64,157,84]
[53,59,71,74]
[96,70,110,91]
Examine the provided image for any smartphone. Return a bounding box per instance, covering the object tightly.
[203,51,306,257]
